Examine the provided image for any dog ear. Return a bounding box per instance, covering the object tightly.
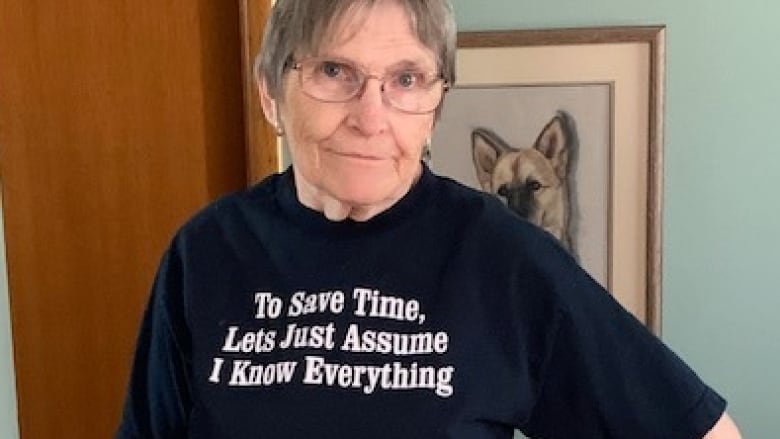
[533,115,569,179]
[472,128,509,192]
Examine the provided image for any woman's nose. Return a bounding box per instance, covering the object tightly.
[348,78,390,136]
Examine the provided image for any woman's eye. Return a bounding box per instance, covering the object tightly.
[320,62,343,78]
[396,72,421,88]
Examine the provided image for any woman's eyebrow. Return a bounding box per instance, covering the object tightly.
[385,59,437,72]
[314,52,436,73]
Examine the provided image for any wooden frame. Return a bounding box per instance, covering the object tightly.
[434,26,665,333]
[239,0,280,184]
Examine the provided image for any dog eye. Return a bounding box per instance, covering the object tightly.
[527,180,543,192]
[497,184,509,197]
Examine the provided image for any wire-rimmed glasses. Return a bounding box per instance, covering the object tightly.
[289,57,448,114]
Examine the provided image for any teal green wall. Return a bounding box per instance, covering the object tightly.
[0,194,19,439]
[451,0,779,436]
[1,1,776,437]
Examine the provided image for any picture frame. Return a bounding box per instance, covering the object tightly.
[432,26,665,334]
[239,0,281,184]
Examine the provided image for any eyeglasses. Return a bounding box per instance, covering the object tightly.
[289,57,449,114]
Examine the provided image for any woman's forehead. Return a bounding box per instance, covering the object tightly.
[304,1,436,69]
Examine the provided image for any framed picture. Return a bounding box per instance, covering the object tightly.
[430,26,665,333]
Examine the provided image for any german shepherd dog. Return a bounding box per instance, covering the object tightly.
[471,111,579,255]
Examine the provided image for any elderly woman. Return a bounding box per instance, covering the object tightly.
[116,1,740,438]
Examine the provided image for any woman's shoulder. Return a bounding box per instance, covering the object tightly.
[174,171,288,239]
[431,172,551,242]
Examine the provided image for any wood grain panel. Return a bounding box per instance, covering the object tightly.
[0,0,247,437]
[240,0,279,183]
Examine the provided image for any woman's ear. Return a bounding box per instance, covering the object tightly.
[257,76,279,129]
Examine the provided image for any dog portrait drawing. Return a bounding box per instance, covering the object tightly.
[471,111,579,256]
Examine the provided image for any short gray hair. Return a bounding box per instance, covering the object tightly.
[254,0,457,101]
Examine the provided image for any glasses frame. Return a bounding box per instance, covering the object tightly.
[287,57,449,115]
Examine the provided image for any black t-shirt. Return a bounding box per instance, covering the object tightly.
[116,165,726,438]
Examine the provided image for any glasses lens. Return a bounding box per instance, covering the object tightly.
[299,59,360,103]
[384,72,444,113]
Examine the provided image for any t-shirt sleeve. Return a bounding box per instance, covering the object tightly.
[518,236,726,439]
[115,241,192,439]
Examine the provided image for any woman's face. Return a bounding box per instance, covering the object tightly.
[261,0,438,214]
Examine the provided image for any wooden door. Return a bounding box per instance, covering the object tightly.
[0,0,274,437]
